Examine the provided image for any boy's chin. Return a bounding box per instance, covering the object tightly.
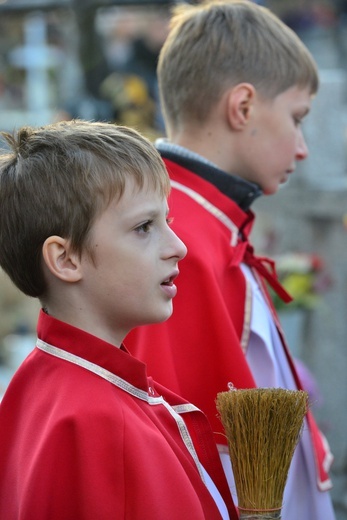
[263,188,278,196]
[158,308,174,323]
[263,183,283,195]
[150,305,174,324]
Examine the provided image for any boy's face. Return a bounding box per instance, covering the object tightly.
[79,179,187,345]
[236,85,312,194]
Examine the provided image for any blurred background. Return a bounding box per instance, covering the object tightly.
[0,0,347,517]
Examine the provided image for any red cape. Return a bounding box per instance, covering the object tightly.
[126,158,333,492]
[0,310,238,519]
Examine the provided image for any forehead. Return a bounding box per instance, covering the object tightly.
[124,171,170,198]
[109,177,168,215]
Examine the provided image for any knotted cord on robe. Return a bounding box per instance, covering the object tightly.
[229,240,293,304]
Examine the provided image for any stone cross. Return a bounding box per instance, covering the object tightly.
[9,11,62,114]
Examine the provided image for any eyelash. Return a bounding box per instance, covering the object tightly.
[136,217,174,234]
[136,220,153,233]
[294,116,303,126]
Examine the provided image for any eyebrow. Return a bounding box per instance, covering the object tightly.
[127,205,169,223]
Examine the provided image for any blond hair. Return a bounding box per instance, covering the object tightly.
[158,0,319,132]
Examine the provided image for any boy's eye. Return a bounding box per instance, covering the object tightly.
[135,216,173,234]
[294,113,307,127]
[136,220,153,233]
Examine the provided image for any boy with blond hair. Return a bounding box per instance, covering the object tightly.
[126,1,336,518]
[0,120,238,519]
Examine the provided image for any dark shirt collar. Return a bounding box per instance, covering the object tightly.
[156,139,262,211]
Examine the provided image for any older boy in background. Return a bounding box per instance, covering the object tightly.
[0,120,238,519]
[126,1,336,518]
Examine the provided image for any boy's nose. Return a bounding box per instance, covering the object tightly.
[174,233,187,261]
[168,228,187,260]
[296,131,309,161]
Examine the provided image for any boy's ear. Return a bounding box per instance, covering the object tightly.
[42,236,83,283]
[226,83,256,130]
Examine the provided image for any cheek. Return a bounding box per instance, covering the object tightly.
[278,122,298,148]
[269,132,295,163]
[123,260,154,296]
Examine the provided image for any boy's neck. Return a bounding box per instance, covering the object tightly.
[168,118,242,176]
[41,301,124,349]
[171,136,227,171]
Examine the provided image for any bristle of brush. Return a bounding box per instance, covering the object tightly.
[216,388,308,512]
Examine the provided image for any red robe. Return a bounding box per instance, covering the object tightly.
[126,158,333,492]
[0,310,237,520]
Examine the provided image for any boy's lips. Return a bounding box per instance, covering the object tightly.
[286,163,296,174]
[161,270,179,284]
[280,168,294,184]
[160,270,179,298]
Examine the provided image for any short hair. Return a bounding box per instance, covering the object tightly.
[158,0,319,132]
[0,120,170,298]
